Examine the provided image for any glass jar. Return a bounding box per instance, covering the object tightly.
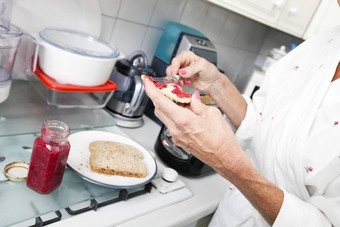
[261,45,287,72]
[26,120,71,194]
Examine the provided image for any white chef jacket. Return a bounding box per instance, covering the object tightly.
[210,26,340,226]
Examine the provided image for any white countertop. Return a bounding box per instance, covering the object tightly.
[116,116,230,227]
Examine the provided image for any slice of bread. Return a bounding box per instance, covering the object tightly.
[201,94,215,105]
[89,140,147,178]
[141,75,192,104]
[159,83,192,104]
[89,141,144,159]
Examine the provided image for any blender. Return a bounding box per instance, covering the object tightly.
[105,51,155,128]
[0,0,38,104]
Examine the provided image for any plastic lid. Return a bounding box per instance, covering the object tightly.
[4,162,29,182]
[35,63,118,92]
[39,27,119,58]
[0,23,23,38]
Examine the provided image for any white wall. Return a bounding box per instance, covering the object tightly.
[99,0,303,92]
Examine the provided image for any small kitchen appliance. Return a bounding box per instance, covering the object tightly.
[0,11,38,104]
[155,125,214,177]
[106,51,155,128]
[149,22,217,177]
[151,21,217,77]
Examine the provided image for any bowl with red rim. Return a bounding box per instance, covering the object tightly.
[38,27,121,87]
[29,64,118,108]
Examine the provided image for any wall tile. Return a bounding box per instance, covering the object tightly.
[118,0,157,25]
[110,19,148,56]
[214,43,241,81]
[99,0,121,17]
[234,50,258,92]
[149,0,187,29]
[254,54,266,68]
[99,0,302,92]
[141,27,163,64]
[233,17,268,52]
[218,11,244,46]
[100,16,116,42]
[215,43,257,92]
[180,0,210,31]
[200,5,227,42]
[246,21,268,52]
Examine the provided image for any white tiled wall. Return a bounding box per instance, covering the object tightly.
[99,0,302,92]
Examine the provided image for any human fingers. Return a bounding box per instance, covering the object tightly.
[144,80,184,126]
[177,56,209,80]
[166,50,197,79]
[189,91,206,116]
[168,54,215,92]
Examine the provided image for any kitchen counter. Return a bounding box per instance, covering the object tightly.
[1,80,229,227]
[49,116,230,227]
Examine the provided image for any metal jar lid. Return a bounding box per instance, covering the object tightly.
[3,162,29,182]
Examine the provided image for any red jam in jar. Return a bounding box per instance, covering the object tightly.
[26,120,71,194]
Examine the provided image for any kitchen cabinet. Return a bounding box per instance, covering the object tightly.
[207,0,321,38]
[303,0,340,39]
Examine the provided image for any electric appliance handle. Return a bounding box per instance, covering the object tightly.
[123,75,145,115]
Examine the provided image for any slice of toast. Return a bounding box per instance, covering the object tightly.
[89,141,147,178]
[89,141,144,159]
[141,75,192,104]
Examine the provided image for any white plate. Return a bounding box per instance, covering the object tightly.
[66,130,157,188]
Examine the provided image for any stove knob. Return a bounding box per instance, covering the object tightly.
[162,167,178,182]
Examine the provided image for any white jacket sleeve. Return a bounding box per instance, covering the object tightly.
[274,178,339,227]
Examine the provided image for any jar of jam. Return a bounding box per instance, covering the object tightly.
[26,120,71,194]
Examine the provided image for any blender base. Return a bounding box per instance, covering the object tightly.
[105,109,144,128]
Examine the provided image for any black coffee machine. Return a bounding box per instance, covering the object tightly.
[150,22,218,177]
[154,125,214,177]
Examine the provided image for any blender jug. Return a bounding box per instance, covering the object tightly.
[0,0,11,29]
[0,22,38,104]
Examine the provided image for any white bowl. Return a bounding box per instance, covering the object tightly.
[38,27,120,86]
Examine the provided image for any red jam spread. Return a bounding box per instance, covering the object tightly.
[144,75,190,98]
[171,84,191,98]
[144,76,167,89]
[154,82,167,89]
[26,121,70,194]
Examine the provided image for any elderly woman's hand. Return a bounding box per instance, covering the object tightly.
[165,51,247,130]
[144,78,284,226]
[166,50,222,94]
[144,79,242,170]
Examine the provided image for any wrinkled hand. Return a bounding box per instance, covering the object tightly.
[145,80,285,225]
[166,50,222,94]
[144,79,242,171]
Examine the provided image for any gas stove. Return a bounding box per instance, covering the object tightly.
[0,126,192,227]
[8,175,191,227]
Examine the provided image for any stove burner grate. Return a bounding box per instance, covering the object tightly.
[66,183,152,215]
[29,183,152,226]
[29,211,62,227]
